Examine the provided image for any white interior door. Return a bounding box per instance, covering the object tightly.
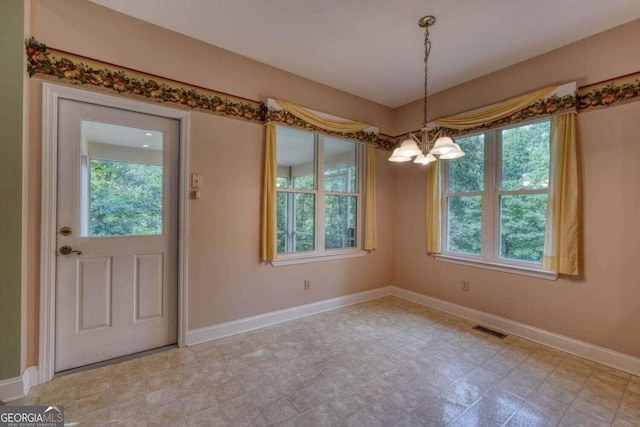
[55,99,179,372]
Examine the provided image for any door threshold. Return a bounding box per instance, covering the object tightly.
[54,344,177,379]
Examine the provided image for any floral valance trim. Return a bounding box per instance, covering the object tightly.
[26,38,265,122]
[422,83,577,139]
[265,107,397,150]
[430,93,577,139]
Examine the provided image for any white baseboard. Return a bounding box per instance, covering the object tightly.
[0,376,24,403]
[22,366,39,397]
[186,286,393,346]
[0,366,40,403]
[390,286,640,376]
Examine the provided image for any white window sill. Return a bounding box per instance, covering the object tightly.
[271,250,367,267]
[434,254,558,281]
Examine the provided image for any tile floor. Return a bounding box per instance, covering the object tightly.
[11,296,640,426]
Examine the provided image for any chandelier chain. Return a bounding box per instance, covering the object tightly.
[423,25,431,128]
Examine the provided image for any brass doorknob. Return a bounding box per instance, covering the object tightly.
[59,246,82,256]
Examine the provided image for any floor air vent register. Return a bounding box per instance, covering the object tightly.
[473,325,508,339]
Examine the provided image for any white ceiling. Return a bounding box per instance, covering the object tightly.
[91,0,640,108]
[82,120,163,150]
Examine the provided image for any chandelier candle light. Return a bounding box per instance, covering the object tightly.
[389,15,465,164]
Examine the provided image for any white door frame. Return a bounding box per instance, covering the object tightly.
[39,82,190,383]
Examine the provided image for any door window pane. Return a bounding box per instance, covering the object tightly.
[89,160,163,236]
[276,127,315,190]
[501,121,550,190]
[447,196,482,255]
[324,137,356,193]
[448,134,484,193]
[81,120,164,237]
[499,194,548,262]
[325,195,357,249]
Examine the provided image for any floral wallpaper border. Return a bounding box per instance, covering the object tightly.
[577,74,640,113]
[26,38,265,122]
[25,38,639,150]
[25,38,398,150]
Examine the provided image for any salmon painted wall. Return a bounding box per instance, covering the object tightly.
[23,0,640,369]
[392,19,640,358]
[25,0,395,365]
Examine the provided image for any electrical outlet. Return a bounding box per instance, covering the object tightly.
[304,280,311,290]
[461,280,470,291]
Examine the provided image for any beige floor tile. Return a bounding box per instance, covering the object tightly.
[506,402,563,427]
[26,297,633,427]
[560,406,613,427]
[147,400,186,427]
[77,378,111,397]
[344,409,385,427]
[111,379,146,403]
[72,390,110,417]
[146,385,180,409]
[613,413,640,427]
[616,390,640,421]
[66,407,109,427]
[180,389,219,414]
[387,389,428,412]
[259,397,297,426]
[465,396,521,424]
[411,395,466,426]
[109,395,146,421]
[108,415,148,427]
[326,394,362,420]
[393,416,427,427]
[145,374,176,392]
[229,409,267,427]
[448,409,501,427]
[439,382,483,407]
[366,398,408,425]
[628,376,640,395]
[295,402,341,426]
[544,370,587,394]
[220,394,258,421]
[188,405,229,427]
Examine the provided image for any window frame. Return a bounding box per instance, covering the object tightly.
[272,129,366,266]
[439,119,557,279]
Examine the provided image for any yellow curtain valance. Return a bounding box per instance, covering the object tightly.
[433,86,556,130]
[275,99,373,133]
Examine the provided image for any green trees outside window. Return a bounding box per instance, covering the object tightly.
[89,159,163,236]
[275,127,360,256]
[444,120,550,264]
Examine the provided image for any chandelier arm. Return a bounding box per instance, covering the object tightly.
[427,129,442,150]
[409,132,423,145]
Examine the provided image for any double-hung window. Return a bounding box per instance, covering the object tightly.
[442,119,551,272]
[274,126,363,263]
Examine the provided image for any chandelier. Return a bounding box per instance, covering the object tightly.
[389,15,465,164]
